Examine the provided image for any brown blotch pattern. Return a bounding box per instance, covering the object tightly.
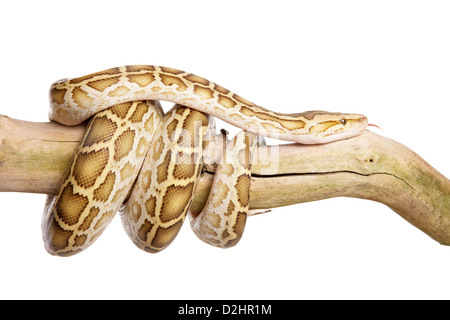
[166,118,179,138]
[72,87,94,107]
[233,94,256,107]
[175,106,187,115]
[79,207,100,231]
[224,212,247,248]
[74,234,87,247]
[273,117,307,131]
[114,129,135,161]
[206,212,221,229]
[152,136,165,161]
[56,183,89,226]
[261,122,280,131]
[46,214,73,251]
[50,88,67,104]
[131,204,142,222]
[93,172,116,202]
[294,110,336,121]
[87,76,121,92]
[160,74,188,91]
[135,137,149,158]
[221,229,230,240]
[214,83,230,94]
[109,102,132,119]
[127,73,155,87]
[180,110,209,148]
[83,116,118,147]
[144,112,158,131]
[130,102,150,122]
[240,105,272,120]
[226,201,236,216]
[160,66,184,74]
[211,181,231,207]
[120,162,135,180]
[159,182,195,223]
[151,220,183,249]
[138,219,153,242]
[194,85,214,100]
[156,151,171,184]
[235,174,251,207]
[126,65,156,72]
[218,94,237,109]
[108,85,131,97]
[298,112,320,121]
[144,196,157,218]
[73,148,109,188]
[185,74,210,86]
[69,67,121,84]
[220,163,235,177]
[240,106,306,130]
[309,120,339,133]
[172,153,196,180]
[142,169,152,191]
[237,147,250,168]
[93,210,114,231]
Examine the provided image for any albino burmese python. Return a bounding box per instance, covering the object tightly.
[42,65,368,256]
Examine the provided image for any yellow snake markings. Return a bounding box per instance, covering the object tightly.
[42,65,368,256]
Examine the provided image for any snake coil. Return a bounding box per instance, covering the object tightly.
[42,65,368,256]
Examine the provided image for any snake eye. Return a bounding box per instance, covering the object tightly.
[340,118,347,126]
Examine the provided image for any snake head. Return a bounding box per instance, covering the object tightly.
[299,111,368,144]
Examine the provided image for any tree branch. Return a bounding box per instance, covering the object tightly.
[0,115,449,244]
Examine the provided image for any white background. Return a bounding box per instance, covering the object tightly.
[0,0,449,300]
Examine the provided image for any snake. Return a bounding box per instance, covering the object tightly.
[41,65,368,256]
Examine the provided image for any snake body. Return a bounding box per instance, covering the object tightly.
[42,65,368,256]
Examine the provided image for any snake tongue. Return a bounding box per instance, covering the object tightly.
[368,123,382,130]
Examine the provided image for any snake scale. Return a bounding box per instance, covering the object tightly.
[42,65,368,256]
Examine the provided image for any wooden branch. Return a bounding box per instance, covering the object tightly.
[0,115,449,245]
